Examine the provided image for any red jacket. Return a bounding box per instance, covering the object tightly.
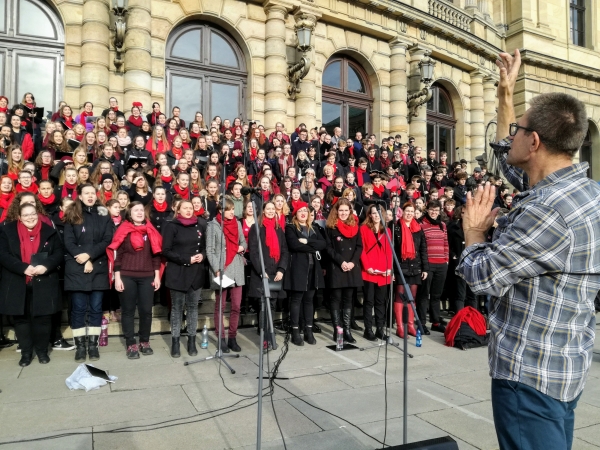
[359,225,393,286]
[18,133,34,161]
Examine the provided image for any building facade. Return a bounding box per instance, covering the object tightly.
[1,0,600,177]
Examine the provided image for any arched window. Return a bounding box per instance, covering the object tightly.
[322,56,372,138]
[426,84,456,162]
[166,22,247,125]
[580,128,592,178]
[0,0,64,112]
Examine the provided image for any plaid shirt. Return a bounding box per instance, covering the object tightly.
[456,161,600,402]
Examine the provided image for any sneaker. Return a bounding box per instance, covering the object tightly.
[16,344,21,353]
[139,341,154,356]
[126,344,140,359]
[52,338,76,351]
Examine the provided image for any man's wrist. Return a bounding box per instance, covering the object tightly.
[464,230,487,247]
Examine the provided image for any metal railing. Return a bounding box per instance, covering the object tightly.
[428,0,472,31]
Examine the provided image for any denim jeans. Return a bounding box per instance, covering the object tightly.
[491,379,580,450]
[170,287,201,338]
[71,291,104,330]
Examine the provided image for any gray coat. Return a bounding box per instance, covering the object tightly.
[206,219,247,290]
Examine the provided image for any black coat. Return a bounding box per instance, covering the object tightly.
[162,218,207,291]
[325,226,363,289]
[394,222,429,277]
[283,223,326,292]
[248,225,289,299]
[63,205,114,291]
[148,204,174,234]
[0,222,64,316]
[92,155,125,180]
[447,219,465,261]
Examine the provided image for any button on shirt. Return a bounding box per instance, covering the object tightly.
[456,162,600,402]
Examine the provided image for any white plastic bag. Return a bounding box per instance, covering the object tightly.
[65,364,118,392]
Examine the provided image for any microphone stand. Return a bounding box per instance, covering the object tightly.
[360,205,424,446]
[251,200,278,450]
[185,153,240,373]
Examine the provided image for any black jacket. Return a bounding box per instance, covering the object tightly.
[325,226,363,289]
[448,219,465,261]
[148,204,174,233]
[283,223,326,292]
[248,225,289,299]
[394,222,429,277]
[63,204,114,291]
[0,222,64,316]
[125,147,154,170]
[162,218,207,291]
[92,155,125,180]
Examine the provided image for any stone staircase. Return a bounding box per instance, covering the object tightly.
[2,290,348,339]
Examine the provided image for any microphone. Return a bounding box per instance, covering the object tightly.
[241,186,260,196]
[490,141,510,154]
[363,198,386,206]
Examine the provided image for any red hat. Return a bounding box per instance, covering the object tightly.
[292,201,309,216]
[132,102,143,108]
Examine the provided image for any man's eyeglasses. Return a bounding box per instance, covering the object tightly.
[509,123,536,137]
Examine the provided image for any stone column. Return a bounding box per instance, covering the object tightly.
[469,70,485,164]
[407,45,429,146]
[264,1,290,133]
[389,38,409,139]
[123,0,152,114]
[293,10,319,129]
[81,0,110,113]
[483,76,496,128]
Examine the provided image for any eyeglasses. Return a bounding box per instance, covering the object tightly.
[509,123,536,137]
[21,213,37,219]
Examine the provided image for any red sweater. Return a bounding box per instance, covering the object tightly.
[114,235,161,277]
[359,225,393,286]
[420,217,449,264]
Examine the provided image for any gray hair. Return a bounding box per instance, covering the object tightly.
[526,93,588,157]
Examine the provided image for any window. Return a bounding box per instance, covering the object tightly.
[580,129,592,178]
[426,84,456,162]
[570,0,585,47]
[0,0,63,113]
[322,56,372,138]
[166,23,246,124]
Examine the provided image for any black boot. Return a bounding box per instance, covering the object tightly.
[187,336,198,356]
[342,309,356,344]
[19,353,32,367]
[291,327,304,346]
[363,328,377,341]
[220,338,230,353]
[87,335,100,361]
[171,337,181,358]
[350,307,363,331]
[74,336,87,362]
[330,309,342,342]
[304,326,316,345]
[375,327,388,341]
[228,337,241,352]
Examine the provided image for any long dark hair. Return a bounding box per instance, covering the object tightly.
[5,192,48,222]
[63,183,98,225]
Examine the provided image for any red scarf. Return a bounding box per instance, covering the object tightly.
[153,199,167,212]
[172,147,182,160]
[80,111,94,125]
[112,215,122,226]
[0,192,14,222]
[100,191,112,202]
[128,116,143,127]
[261,189,270,203]
[356,167,366,187]
[262,217,280,262]
[177,214,197,226]
[59,211,64,220]
[194,207,205,216]
[337,218,359,238]
[61,182,78,199]
[276,213,286,229]
[373,184,385,197]
[160,175,173,184]
[400,219,421,260]
[173,184,189,199]
[38,193,56,205]
[63,116,73,129]
[106,220,164,286]
[368,156,376,164]
[216,213,239,268]
[17,219,42,283]
[16,183,38,194]
[40,164,51,181]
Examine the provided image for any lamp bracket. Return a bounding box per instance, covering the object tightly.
[288,56,311,100]
[112,7,128,72]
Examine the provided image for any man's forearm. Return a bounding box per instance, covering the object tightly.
[496,94,515,142]
[465,230,487,248]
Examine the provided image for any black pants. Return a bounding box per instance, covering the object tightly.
[118,276,154,346]
[455,276,477,311]
[291,290,315,328]
[417,263,447,324]
[362,282,388,329]
[330,287,354,312]
[13,286,52,356]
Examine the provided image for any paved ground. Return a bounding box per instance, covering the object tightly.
[1,320,600,450]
